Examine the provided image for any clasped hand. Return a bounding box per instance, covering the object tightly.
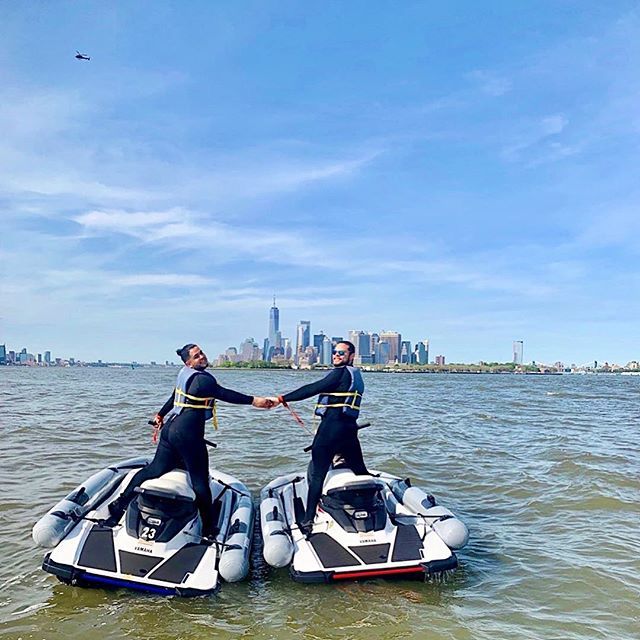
[251,396,282,409]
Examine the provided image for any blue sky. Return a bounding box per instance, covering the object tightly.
[2,1,639,365]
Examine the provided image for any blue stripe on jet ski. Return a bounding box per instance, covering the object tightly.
[81,573,177,595]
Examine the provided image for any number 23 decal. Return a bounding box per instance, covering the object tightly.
[141,526,156,541]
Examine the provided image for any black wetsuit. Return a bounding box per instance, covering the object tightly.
[282,365,368,523]
[118,371,253,535]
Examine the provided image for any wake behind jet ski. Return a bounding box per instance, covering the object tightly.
[260,464,468,583]
[33,456,253,596]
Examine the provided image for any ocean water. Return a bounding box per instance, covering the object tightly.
[1,367,638,640]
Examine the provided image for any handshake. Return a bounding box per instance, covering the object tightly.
[251,396,282,409]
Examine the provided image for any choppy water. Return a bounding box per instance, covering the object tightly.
[1,368,638,639]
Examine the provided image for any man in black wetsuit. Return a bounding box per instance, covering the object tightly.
[108,343,273,538]
[273,341,368,536]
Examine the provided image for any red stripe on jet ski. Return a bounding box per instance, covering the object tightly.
[332,566,425,580]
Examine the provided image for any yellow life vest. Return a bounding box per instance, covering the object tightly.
[314,366,364,418]
[173,387,218,429]
[168,366,219,429]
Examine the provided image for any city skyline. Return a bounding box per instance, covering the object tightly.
[3,295,637,368]
[214,300,634,369]
[227,301,437,367]
[4,329,636,371]
[2,4,639,364]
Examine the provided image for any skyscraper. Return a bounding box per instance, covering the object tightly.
[513,340,524,365]
[349,330,372,365]
[375,341,390,365]
[224,346,239,364]
[240,337,260,361]
[296,321,311,356]
[268,296,280,349]
[0,344,5,365]
[264,296,282,361]
[379,331,401,363]
[414,340,429,365]
[400,340,412,364]
[321,335,332,365]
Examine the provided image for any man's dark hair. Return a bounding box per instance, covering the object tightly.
[176,343,197,363]
[338,340,356,355]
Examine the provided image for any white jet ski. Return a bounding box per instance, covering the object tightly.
[33,457,253,596]
[260,465,468,583]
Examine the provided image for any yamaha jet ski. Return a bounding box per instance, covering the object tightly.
[33,457,253,596]
[260,465,468,583]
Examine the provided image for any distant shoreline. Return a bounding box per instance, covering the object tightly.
[210,365,632,375]
[4,363,637,375]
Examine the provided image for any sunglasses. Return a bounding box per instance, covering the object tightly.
[332,349,348,356]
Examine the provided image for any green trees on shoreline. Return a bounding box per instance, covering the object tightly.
[213,361,554,373]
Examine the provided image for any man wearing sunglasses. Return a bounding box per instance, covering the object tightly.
[272,341,368,537]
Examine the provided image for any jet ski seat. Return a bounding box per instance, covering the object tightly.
[139,470,196,501]
[128,471,198,541]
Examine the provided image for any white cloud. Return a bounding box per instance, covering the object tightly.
[112,273,217,287]
[574,204,640,252]
[0,78,381,219]
[0,87,87,139]
[71,206,337,268]
[74,209,183,233]
[501,113,570,162]
[540,114,568,136]
[467,70,512,97]
[347,253,556,298]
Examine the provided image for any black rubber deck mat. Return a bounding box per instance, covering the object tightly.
[348,543,390,565]
[77,525,116,572]
[149,543,209,584]
[309,532,360,568]
[391,524,424,562]
[118,550,163,577]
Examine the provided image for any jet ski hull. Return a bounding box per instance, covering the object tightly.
[260,468,468,583]
[33,458,254,596]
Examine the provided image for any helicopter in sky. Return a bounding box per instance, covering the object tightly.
[75,51,90,61]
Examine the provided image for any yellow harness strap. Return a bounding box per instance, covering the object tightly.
[314,391,363,411]
[210,403,218,430]
[174,388,219,430]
